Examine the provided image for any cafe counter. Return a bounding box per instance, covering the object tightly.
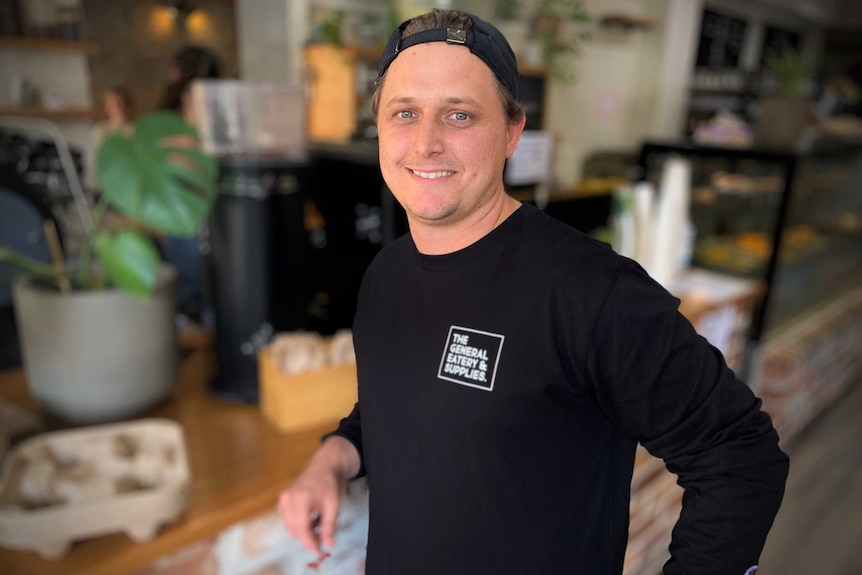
[0,348,351,575]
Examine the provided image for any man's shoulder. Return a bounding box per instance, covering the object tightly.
[373,232,414,263]
[516,204,627,273]
[361,233,414,281]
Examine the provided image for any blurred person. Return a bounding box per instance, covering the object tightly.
[156,45,221,324]
[158,45,220,124]
[278,10,788,575]
[87,85,136,189]
[99,85,135,135]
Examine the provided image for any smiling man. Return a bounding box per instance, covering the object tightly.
[278,10,788,575]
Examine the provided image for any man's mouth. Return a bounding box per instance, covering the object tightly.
[410,169,455,179]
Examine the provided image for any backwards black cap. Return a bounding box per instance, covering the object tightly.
[376,12,520,101]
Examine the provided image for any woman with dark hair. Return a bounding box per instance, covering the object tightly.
[157,46,221,325]
[158,45,221,121]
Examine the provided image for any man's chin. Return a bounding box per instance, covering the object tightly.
[406,206,458,227]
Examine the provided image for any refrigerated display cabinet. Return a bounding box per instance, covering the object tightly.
[637,140,862,346]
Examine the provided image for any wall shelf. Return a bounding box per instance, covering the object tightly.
[598,14,655,31]
[0,107,103,120]
[0,36,99,54]
[518,64,548,78]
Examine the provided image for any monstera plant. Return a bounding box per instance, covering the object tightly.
[1,111,217,297]
[0,111,218,423]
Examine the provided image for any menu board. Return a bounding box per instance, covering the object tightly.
[695,9,748,69]
[760,25,801,68]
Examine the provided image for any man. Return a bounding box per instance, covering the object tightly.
[279,10,788,575]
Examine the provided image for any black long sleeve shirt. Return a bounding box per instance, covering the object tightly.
[333,203,788,574]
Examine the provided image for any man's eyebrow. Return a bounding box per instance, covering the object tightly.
[384,96,482,108]
[444,96,482,107]
[385,96,417,107]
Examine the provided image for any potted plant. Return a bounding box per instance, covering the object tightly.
[492,0,527,60]
[525,0,591,82]
[0,111,217,423]
[755,47,814,149]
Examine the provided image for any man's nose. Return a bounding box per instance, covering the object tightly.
[414,116,445,156]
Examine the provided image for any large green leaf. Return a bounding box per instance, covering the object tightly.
[97,230,161,299]
[96,111,218,237]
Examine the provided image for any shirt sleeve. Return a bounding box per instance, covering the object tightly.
[584,262,789,575]
[323,402,366,478]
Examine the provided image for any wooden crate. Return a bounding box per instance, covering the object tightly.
[258,347,358,434]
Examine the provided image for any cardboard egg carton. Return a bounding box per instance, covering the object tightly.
[0,418,190,559]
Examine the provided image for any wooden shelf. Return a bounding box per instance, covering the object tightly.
[598,14,655,31]
[518,63,548,78]
[353,44,383,61]
[549,177,629,201]
[0,36,100,53]
[304,43,382,62]
[0,106,103,120]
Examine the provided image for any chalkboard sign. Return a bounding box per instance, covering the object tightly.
[695,9,747,69]
[760,25,801,68]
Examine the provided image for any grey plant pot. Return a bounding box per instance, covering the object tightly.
[12,265,179,424]
[755,96,810,150]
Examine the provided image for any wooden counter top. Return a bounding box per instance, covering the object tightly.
[0,272,767,574]
[0,349,333,575]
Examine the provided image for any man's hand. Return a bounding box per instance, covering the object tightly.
[277,436,360,555]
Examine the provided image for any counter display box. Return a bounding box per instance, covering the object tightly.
[259,331,358,434]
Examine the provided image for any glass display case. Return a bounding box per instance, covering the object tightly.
[764,144,862,334]
[636,140,862,345]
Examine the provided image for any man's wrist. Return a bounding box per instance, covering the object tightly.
[314,435,361,480]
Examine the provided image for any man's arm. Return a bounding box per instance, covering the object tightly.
[586,265,789,574]
[278,404,364,555]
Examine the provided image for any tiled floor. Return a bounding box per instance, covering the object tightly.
[758,378,862,575]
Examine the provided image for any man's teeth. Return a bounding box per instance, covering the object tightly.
[411,169,454,179]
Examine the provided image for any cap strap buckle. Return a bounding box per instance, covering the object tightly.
[446,28,467,44]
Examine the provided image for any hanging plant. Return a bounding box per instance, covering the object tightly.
[494,0,520,22]
[529,0,592,83]
[763,47,813,99]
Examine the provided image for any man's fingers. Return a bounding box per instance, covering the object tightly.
[278,491,321,555]
[319,494,340,549]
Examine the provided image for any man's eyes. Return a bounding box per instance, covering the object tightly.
[392,110,472,122]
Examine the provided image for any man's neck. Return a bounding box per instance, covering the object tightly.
[410,195,522,255]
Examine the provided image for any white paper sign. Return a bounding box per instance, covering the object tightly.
[505,130,554,186]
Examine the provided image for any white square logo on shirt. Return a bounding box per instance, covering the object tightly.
[437,326,504,391]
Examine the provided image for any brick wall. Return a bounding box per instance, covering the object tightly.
[83,0,238,116]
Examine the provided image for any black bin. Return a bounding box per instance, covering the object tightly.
[206,159,309,403]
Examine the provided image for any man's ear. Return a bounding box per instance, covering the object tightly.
[506,115,528,159]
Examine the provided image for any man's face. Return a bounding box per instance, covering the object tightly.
[376,42,524,229]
